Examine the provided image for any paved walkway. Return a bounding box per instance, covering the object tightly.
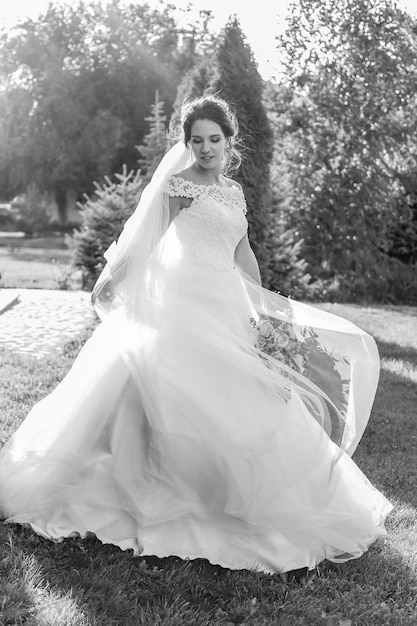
[0,288,98,359]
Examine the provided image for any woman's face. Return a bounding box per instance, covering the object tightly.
[189,119,227,172]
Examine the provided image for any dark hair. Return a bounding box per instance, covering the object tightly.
[177,95,242,174]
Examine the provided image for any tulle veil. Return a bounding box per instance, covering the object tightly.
[91,141,194,321]
[91,140,380,457]
[0,140,388,573]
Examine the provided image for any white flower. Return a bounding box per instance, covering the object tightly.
[259,320,274,337]
[275,332,289,348]
[257,334,268,348]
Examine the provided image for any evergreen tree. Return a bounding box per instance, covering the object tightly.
[207,18,274,283]
[267,227,314,299]
[136,92,169,182]
[266,161,315,298]
[68,167,145,287]
[171,59,214,132]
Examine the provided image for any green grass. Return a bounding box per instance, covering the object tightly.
[0,306,416,625]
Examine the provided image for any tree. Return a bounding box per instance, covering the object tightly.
[208,18,274,283]
[0,1,179,223]
[136,91,169,182]
[171,58,215,127]
[170,11,218,128]
[270,0,417,299]
[170,7,216,78]
[68,166,145,287]
[11,183,53,235]
[173,18,274,283]
[266,151,315,298]
[385,173,417,265]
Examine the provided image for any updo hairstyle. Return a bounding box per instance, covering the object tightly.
[179,95,242,174]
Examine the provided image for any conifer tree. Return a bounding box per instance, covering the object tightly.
[266,164,315,298]
[171,59,214,131]
[68,167,145,287]
[136,91,169,182]
[207,18,274,282]
[171,18,274,283]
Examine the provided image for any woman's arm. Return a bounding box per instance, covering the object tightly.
[234,233,262,285]
[168,195,182,225]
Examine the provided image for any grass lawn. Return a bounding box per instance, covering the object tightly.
[0,306,416,625]
[0,235,74,290]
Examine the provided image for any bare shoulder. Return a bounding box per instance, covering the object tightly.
[222,176,242,190]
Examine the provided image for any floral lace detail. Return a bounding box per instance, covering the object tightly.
[165,176,247,215]
[165,176,248,272]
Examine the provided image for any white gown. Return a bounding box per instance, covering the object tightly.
[0,176,392,574]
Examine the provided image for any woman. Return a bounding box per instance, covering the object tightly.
[0,96,392,575]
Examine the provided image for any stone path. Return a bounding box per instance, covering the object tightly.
[0,289,98,359]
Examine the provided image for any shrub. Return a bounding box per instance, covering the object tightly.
[309,256,417,305]
[67,167,145,288]
[267,227,317,300]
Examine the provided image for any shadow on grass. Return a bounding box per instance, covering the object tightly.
[376,338,417,367]
[354,337,417,510]
[0,522,289,625]
[1,519,416,626]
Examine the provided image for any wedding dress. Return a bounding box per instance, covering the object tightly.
[0,145,392,574]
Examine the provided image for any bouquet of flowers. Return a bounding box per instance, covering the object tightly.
[249,315,309,373]
[249,313,349,416]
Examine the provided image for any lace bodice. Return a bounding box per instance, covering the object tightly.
[165,176,248,272]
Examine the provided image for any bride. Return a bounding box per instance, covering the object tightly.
[0,95,392,575]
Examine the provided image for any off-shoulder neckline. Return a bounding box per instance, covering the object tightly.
[168,175,242,193]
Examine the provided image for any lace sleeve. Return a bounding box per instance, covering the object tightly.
[165,176,199,199]
[165,176,247,215]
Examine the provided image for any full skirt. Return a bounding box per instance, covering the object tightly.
[0,259,393,573]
